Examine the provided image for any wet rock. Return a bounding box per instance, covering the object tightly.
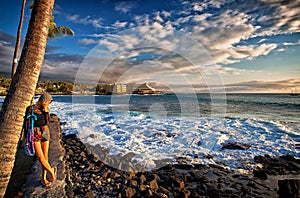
[180,189,191,198]
[84,191,94,198]
[253,169,268,180]
[278,179,300,198]
[222,142,251,150]
[125,187,136,198]
[150,178,159,189]
[254,154,300,175]
[62,131,300,198]
[139,174,147,185]
[130,180,138,187]
[174,179,185,189]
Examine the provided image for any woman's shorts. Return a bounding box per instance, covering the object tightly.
[33,126,50,142]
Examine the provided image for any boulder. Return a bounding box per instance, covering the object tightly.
[222,142,251,150]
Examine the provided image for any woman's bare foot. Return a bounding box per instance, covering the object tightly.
[43,179,51,187]
[50,166,57,182]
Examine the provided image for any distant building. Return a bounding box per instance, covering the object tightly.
[0,87,7,95]
[104,84,115,94]
[132,83,162,94]
[126,84,137,93]
[115,84,127,94]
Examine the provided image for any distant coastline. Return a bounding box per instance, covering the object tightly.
[0,75,164,96]
[0,75,296,96]
[0,92,296,97]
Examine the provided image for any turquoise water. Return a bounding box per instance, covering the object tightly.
[1,93,299,171]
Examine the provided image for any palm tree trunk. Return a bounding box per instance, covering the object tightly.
[0,0,55,197]
[11,0,26,79]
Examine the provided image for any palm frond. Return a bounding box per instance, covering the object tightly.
[57,26,74,36]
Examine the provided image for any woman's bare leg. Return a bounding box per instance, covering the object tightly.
[41,140,50,184]
[34,141,56,182]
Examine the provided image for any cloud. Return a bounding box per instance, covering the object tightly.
[192,2,207,12]
[200,0,300,36]
[41,53,84,80]
[45,46,63,53]
[228,43,277,60]
[255,0,300,35]
[66,14,103,29]
[203,43,278,66]
[283,40,300,46]
[162,5,263,65]
[0,30,83,80]
[77,38,98,45]
[226,78,300,93]
[113,21,128,28]
[114,1,136,14]
[167,0,299,67]
[0,30,15,72]
[2,0,297,93]
[53,4,63,15]
[188,10,258,47]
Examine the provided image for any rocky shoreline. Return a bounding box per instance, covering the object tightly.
[6,115,299,197]
[63,134,300,198]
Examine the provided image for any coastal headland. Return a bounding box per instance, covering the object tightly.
[6,115,300,197]
[0,76,163,96]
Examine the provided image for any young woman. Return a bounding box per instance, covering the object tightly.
[26,92,56,186]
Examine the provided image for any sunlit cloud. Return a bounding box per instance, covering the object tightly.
[1,0,299,93]
[41,53,84,80]
[66,14,103,29]
[225,78,300,93]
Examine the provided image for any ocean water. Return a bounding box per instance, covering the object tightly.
[1,94,299,171]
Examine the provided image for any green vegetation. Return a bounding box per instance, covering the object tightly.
[0,76,74,95]
[0,76,163,96]
[0,76,111,95]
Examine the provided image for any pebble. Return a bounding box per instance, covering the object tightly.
[62,134,300,198]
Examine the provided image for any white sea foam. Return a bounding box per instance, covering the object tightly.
[48,99,300,172]
[1,95,299,172]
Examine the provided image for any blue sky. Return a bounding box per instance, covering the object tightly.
[0,0,299,93]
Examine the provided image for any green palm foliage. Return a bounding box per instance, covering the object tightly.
[48,16,74,39]
[30,3,74,40]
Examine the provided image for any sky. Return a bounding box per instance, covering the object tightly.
[0,0,299,93]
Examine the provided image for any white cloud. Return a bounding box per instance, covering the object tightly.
[115,1,136,14]
[283,40,300,46]
[66,14,103,29]
[134,14,151,26]
[225,78,300,93]
[253,0,300,36]
[192,11,258,49]
[113,21,128,28]
[99,39,120,51]
[229,43,277,59]
[192,2,207,12]
[77,38,98,45]
[161,11,171,18]
[53,0,299,91]
[203,43,278,66]
[258,38,267,43]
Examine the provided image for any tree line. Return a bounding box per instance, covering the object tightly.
[0,76,73,95]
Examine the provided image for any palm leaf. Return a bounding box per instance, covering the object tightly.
[47,16,74,40]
